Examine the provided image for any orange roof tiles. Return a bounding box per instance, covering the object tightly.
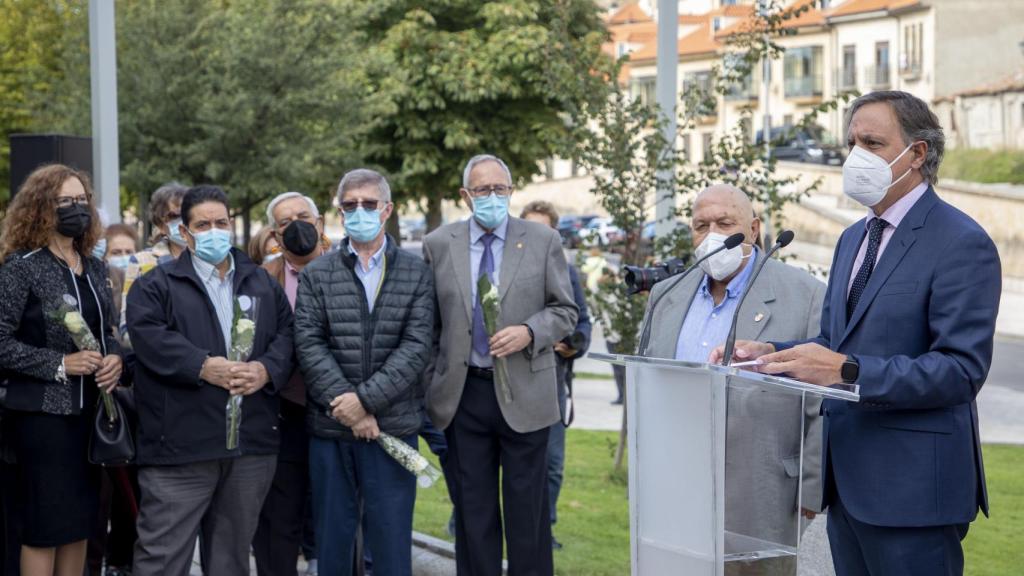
[827,0,921,19]
[714,0,824,39]
[937,69,1024,101]
[608,3,651,25]
[629,20,722,63]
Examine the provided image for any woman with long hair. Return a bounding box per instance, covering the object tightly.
[0,164,123,576]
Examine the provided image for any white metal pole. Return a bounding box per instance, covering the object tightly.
[89,0,121,222]
[759,0,773,246]
[655,0,679,237]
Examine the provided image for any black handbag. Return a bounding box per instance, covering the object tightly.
[88,389,135,466]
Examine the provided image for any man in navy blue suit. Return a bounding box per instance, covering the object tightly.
[713,90,1001,576]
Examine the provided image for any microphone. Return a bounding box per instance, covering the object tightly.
[720,230,795,366]
[635,232,746,356]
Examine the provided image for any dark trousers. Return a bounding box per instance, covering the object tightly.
[309,435,417,576]
[87,467,139,574]
[132,455,276,576]
[0,462,19,576]
[254,400,311,576]
[827,495,969,576]
[446,373,552,576]
[546,364,569,526]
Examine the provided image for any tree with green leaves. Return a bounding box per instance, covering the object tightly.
[579,0,855,471]
[348,0,611,230]
[0,0,88,205]
[116,0,365,241]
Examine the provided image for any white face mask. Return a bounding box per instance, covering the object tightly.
[842,142,918,207]
[695,232,751,281]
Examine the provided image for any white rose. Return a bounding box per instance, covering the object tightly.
[236,318,256,335]
[64,312,88,334]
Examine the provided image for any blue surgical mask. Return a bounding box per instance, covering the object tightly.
[108,255,132,270]
[344,208,383,244]
[167,218,187,247]
[190,228,232,264]
[471,193,509,230]
[92,238,108,260]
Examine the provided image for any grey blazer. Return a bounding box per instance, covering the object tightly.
[644,254,827,542]
[423,217,578,433]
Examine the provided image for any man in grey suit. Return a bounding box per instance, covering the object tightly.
[642,184,825,573]
[422,154,578,576]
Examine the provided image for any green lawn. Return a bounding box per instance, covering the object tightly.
[964,443,1024,576]
[415,431,1023,576]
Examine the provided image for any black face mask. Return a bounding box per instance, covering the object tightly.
[282,220,320,257]
[56,204,92,239]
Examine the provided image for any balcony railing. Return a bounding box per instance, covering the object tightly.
[725,79,758,102]
[900,61,922,81]
[783,75,824,99]
[865,64,891,89]
[836,67,857,91]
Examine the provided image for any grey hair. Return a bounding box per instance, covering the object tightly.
[265,192,320,226]
[148,181,189,227]
[462,154,513,189]
[845,90,944,185]
[336,169,391,204]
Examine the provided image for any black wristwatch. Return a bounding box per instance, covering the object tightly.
[841,356,859,384]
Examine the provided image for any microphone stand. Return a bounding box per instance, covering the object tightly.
[720,230,795,366]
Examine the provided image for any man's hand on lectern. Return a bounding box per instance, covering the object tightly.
[708,340,775,365]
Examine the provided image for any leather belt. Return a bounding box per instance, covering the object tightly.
[467,366,494,380]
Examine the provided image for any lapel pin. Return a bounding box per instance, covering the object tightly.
[754,312,764,323]
[516,242,523,249]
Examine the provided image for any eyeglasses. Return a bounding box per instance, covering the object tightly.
[55,194,92,208]
[467,185,513,198]
[340,200,381,213]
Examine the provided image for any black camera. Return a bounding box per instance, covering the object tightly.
[563,330,587,352]
[623,257,689,295]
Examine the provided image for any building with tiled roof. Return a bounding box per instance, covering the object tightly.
[613,0,1024,164]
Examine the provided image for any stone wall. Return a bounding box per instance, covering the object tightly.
[774,162,1024,278]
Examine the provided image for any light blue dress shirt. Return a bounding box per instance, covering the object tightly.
[674,247,758,363]
[348,236,388,313]
[192,252,236,352]
[469,216,508,369]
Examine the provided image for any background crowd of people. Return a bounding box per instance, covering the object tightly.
[0,154,590,576]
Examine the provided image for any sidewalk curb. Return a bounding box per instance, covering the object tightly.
[412,531,455,560]
[412,531,509,575]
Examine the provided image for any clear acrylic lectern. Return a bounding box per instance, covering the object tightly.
[590,353,860,576]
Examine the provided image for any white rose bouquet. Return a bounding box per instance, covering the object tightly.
[377,433,443,488]
[51,294,117,422]
[477,275,513,403]
[226,295,259,450]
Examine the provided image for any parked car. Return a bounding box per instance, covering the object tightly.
[557,214,599,248]
[756,124,845,166]
[399,217,426,242]
[577,217,623,247]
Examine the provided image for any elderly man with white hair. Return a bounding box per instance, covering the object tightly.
[253,190,330,576]
[294,169,435,576]
[641,183,825,575]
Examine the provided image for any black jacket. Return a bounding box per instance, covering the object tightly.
[126,248,294,465]
[0,248,121,415]
[295,236,434,440]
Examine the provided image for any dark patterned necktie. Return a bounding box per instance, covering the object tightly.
[472,233,496,358]
[847,218,889,320]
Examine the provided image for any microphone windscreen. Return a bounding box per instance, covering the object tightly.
[724,232,746,249]
[777,230,795,248]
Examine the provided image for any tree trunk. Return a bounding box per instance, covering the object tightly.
[425,193,443,233]
[386,215,401,247]
[241,206,252,248]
